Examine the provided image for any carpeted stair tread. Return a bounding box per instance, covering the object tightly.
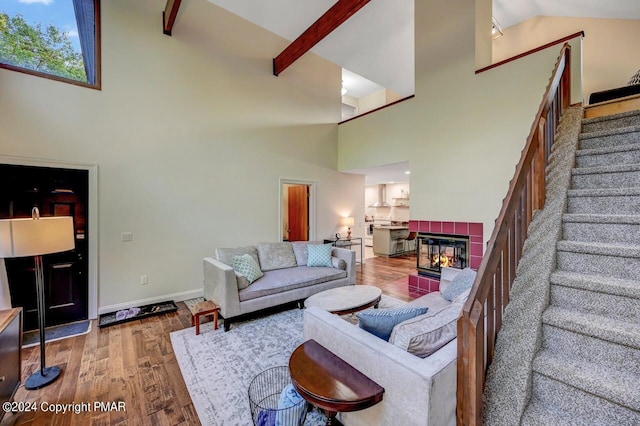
[571,163,640,189]
[550,270,640,299]
[550,282,640,322]
[575,143,640,168]
[567,186,640,197]
[576,142,640,160]
[521,399,593,426]
[582,109,640,133]
[543,306,640,350]
[567,187,640,215]
[526,373,640,426]
[562,215,640,245]
[532,351,640,412]
[578,127,640,150]
[579,124,640,141]
[563,213,640,224]
[542,324,640,377]
[572,162,640,175]
[557,239,640,258]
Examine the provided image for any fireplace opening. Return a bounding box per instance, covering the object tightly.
[417,233,470,278]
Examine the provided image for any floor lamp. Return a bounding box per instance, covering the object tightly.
[0,207,74,390]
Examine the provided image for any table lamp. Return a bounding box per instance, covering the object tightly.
[0,207,74,389]
[340,216,355,239]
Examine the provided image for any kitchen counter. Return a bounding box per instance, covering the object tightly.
[373,226,409,257]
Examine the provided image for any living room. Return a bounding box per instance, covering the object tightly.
[1,0,639,424]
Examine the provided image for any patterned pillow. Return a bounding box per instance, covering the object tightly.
[389,304,461,357]
[232,254,263,284]
[306,244,333,267]
[627,69,640,86]
[441,268,476,302]
[356,307,429,341]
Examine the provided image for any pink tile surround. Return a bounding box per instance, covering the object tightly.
[408,220,484,296]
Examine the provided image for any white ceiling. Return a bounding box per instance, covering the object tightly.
[207,0,414,98]
[206,0,640,181]
[342,68,383,100]
[494,0,640,29]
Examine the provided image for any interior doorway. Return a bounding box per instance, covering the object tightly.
[0,163,92,331]
[280,179,315,242]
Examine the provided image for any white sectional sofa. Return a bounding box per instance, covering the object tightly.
[303,267,473,426]
[204,241,355,331]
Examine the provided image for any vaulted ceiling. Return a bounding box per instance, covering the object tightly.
[167,1,640,101]
[164,0,640,182]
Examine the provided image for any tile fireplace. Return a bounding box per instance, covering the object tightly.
[407,220,483,296]
[417,233,469,278]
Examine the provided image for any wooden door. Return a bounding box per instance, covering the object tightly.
[0,165,89,331]
[287,185,309,242]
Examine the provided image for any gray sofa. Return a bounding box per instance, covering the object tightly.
[303,267,474,426]
[204,241,355,330]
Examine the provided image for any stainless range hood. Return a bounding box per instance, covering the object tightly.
[369,184,391,207]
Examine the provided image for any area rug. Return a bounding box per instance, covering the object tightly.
[22,319,91,348]
[170,295,405,426]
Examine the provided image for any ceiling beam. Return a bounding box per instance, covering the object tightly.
[163,0,182,36]
[273,0,371,76]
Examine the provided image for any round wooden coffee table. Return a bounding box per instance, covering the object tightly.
[304,285,382,315]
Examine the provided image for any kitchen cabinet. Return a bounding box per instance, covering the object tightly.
[0,308,22,420]
[373,226,409,257]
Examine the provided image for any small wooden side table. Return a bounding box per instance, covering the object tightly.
[188,300,219,335]
[289,339,384,425]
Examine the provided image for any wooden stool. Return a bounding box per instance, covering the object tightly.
[188,300,219,335]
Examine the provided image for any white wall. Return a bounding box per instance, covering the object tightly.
[493,16,640,101]
[338,0,576,245]
[0,0,364,312]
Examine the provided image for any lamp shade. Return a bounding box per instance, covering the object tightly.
[0,216,75,258]
[340,216,355,227]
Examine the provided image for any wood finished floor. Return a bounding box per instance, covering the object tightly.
[1,254,416,426]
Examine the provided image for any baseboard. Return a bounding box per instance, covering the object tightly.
[98,288,204,316]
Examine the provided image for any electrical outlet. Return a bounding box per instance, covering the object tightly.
[140,275,148,285]
[121,232,133,242]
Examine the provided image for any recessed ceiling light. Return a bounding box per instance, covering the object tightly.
[404,171,410,174]
[389,181,395,184]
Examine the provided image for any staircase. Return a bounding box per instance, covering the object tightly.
[484,106,640,425]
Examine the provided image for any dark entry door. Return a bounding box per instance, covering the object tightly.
[0,164,89,331]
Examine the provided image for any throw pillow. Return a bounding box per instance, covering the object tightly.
[307,244,333,267]
[356,306,429,341]
[389,303,461,357]
[441,267,476,302]
[216,246,259,267]
[291,241,309,266]
[256,242,297,271]
[331,256,347,270]
[232,254,264,284]
[235,271,251,290]
[627,69,640,86]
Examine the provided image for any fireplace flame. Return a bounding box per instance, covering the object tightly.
[432,253,453,268]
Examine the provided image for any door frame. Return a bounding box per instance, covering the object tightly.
[279,178,316,242]
[0,156,99,320]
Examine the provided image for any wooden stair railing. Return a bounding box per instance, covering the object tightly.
[456,44,572,425]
